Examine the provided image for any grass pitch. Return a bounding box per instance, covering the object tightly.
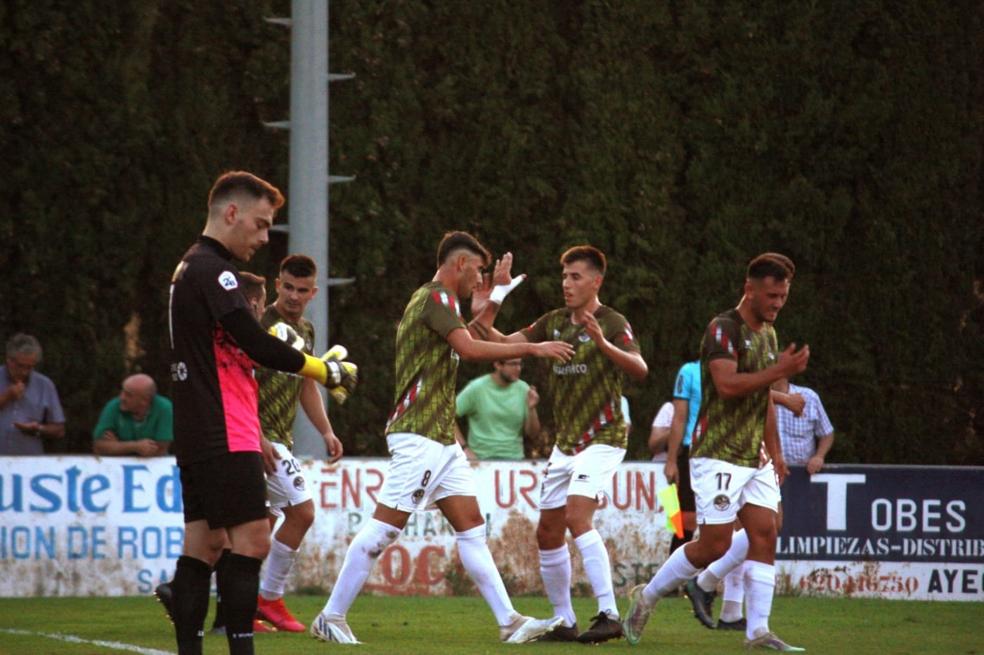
[0,594,979,654]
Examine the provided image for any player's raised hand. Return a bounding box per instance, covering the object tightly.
[532,340,575,362]
[778,343,809,376]
[581,311,605,344]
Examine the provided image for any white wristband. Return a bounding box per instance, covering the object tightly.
[488,274,526,304]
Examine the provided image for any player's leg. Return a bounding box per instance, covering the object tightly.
[435,446,562,644]
[172,520,225,655]
[535,448,578,638]
[257,443,312,632]
[171,461,227,655]
[209,453,271,655]
[623,457,747,645]
[565,444,626,644]
[438,495,516,626]
[312,433,433,643]
[739,468,802,651]
[691,522,748,629]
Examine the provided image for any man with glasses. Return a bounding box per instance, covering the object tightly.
[455,359,541,461]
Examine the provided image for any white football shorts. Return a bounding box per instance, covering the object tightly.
[266,441,313,514]
[690,456,780,525]
[377,432,476,513]
[538,444,626,511]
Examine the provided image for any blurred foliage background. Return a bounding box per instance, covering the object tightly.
[1,0,981,464]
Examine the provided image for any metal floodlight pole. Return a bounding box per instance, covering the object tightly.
[287,0,329,458]
[265,0,354,458]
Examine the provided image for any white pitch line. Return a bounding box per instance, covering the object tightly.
[0,628,174,655]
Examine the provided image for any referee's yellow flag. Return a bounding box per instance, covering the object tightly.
[658,483,684,538]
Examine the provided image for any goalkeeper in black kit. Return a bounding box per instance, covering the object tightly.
[166,171,357,655]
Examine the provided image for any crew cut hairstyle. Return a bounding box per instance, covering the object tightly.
[208,171,285,211]
[560,245,607,275]
[436,231,492,267]
[238,271,267,302]
[746,252,795,282]
[280,254,317,278]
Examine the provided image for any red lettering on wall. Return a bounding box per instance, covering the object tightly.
[636,471,655,510]
[495,470,516,508]
[413,545,446,586]
[518,468,539,509]
[612,471,632,510]
[341,469,361,508]
[380,544,411,585]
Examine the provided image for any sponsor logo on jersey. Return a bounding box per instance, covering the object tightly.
[293,476,306,491]
[714,494,730,510]
[218,270,239,290]
[411,488,425,504]
[552,362,588,376]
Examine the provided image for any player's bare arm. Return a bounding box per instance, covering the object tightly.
[772,389,805,416]
[708,342,809,399]
[447,327,573,363]
[580,311,648,381]
[300,377,344,463]
[763,395,788,483]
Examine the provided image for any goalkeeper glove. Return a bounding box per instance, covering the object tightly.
[322,345,358,404]
[268,322,306,350]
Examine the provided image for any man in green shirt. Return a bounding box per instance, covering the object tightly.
[455,359,540,460]
[93,374,173,457]
[310,231,574,645]
[623,253,810,652]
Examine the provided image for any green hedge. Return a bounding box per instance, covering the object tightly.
[1,0,980,464]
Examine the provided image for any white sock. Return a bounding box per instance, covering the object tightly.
[259,537,298,600]
[456,525,515,626]
[643,542,699,604]
[323,518,401,617]
[539,545,576,627]
[697,529,749,592]
[574,530,618,618]
[719,562,746,622]
[744,560,776,639]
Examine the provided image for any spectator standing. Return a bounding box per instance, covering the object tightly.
[648,401,673,463]
[455,358,540,461]
[92,374,173,456]
[0,333,65,454]
[774,377,834,474]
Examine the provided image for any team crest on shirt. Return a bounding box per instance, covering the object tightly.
[293,476,306,491]
[553,329,561,339]
[218,271,238,290]
[578,332,591,343]
[411,488,425,504]
[713,494,730,511]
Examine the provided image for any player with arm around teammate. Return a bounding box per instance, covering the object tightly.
[309,231,575,645]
